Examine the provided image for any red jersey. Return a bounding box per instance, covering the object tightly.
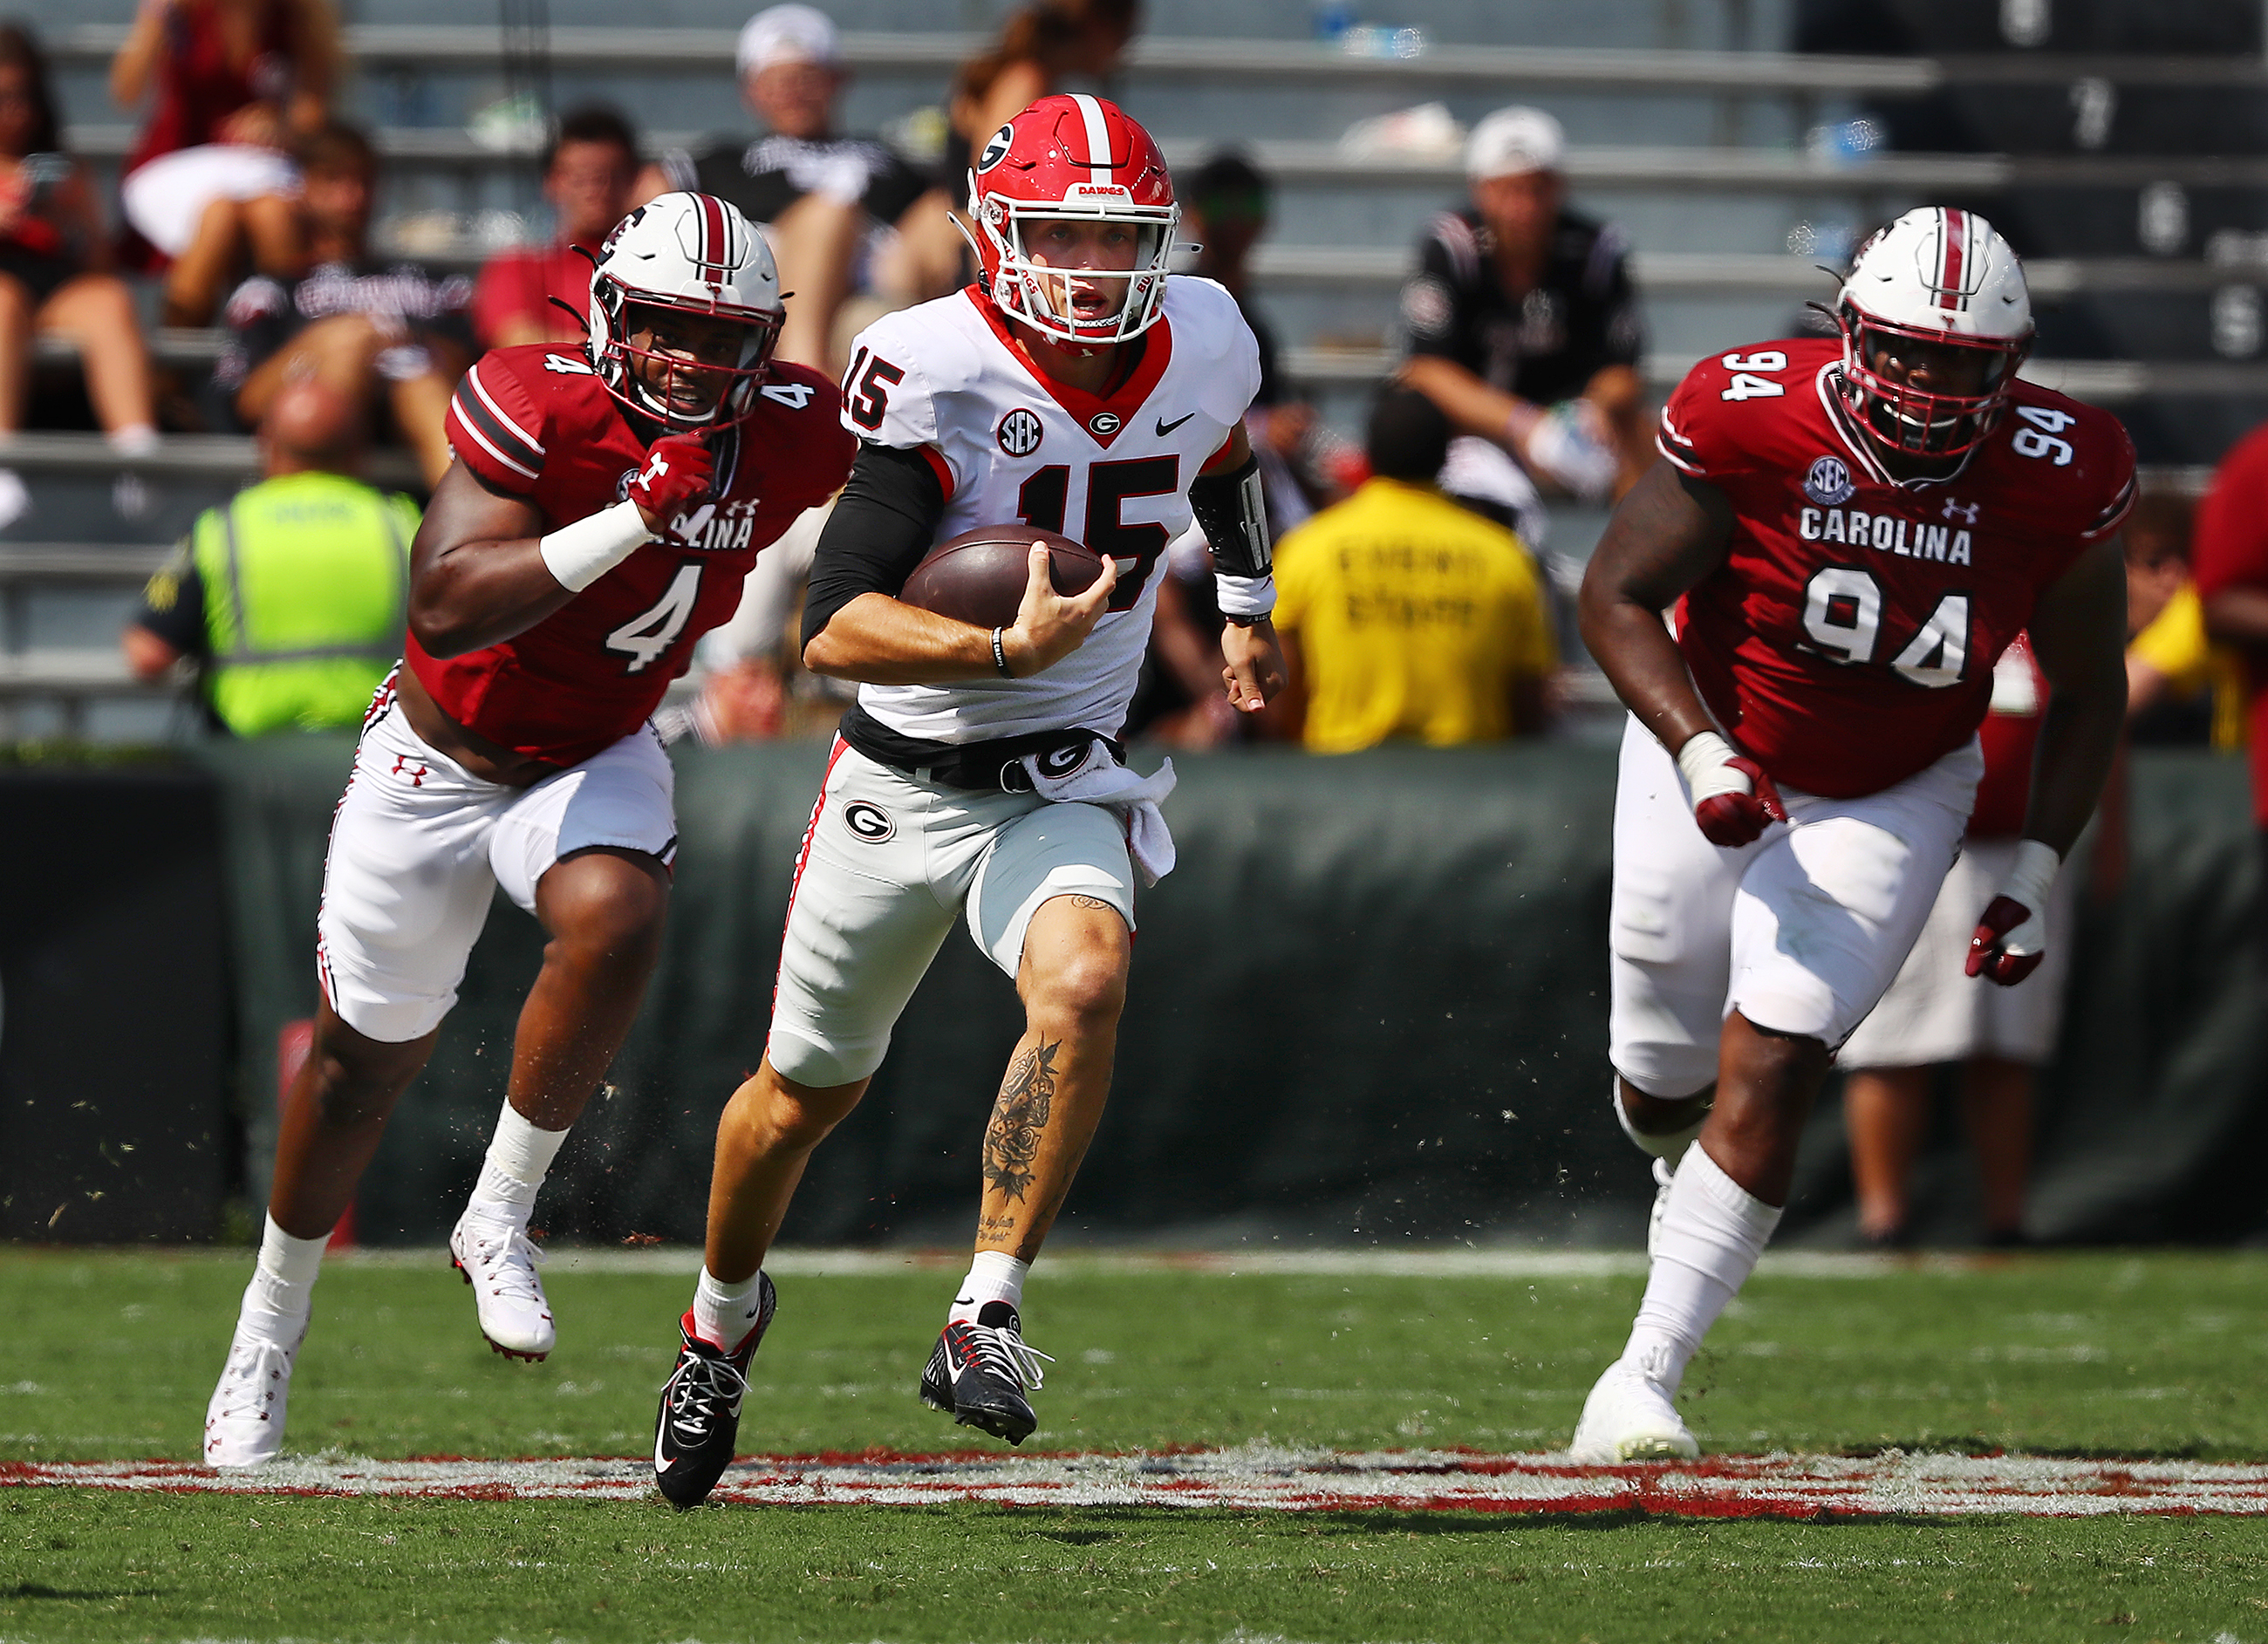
[2187,420,2268,823]
[1658,336,2135,799]
[418,344,853,766]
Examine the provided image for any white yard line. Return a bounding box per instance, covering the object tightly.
[15,1448,2268,1517]
[324,1247,2005,1279]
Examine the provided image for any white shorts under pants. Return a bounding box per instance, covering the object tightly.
[1836,834,2075,1069]
[316,696,678,1043]
[1608,714,1981,1099]
[766,741,1141,1088]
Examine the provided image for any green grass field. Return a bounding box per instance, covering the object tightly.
[4,1247,2267,1641]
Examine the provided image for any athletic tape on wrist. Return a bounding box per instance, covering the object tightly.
[1674,730,1746,803]
[537,499,652,593]
[1215,571,1276,620]
[2003,839,2061,922]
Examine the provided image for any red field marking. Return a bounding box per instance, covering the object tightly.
[10,1448,2268,1517]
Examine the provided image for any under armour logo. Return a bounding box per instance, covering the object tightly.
[1942,499,1981,524]
[642,449,672,483]
[391,754,428,786]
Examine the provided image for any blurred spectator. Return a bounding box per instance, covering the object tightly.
[2193,427,2268,990]
[2124,490,2245,748]
[1181,150,1349,531]
[472,106,639,351]
[110,0,336,324]
[1269,387,1556,752]
[122,378,414,734]
[949,0,1140,164]
[1397,106,1648,508]
[644,4,959,371]
[215,123,473,487]
[1838,632,2067,1248]
[0,24,159,502]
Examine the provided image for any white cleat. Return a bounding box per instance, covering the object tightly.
[450,1210,555,1361]
[1646,1156,1675,1259]
[1569,1360,1700,1464]
[204,1323,303,1469]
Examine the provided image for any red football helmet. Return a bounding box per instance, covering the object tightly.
[967,93,1178,351]
[1834,206,2033,458]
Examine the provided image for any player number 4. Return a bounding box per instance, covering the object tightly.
[605,563,701,673]
[1718,351,1786,402]
[2011,405,2075,466]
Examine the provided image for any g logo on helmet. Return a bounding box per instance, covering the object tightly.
[978,124,1014,172]
[996,407,1044,456]
[844,801,895,842]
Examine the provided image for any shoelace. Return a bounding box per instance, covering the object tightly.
[666,1351,749,1440]
[961,1320,1055,1393]
[463,1224,547,1305]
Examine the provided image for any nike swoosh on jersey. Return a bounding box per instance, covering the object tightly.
[1155,413,1196,436]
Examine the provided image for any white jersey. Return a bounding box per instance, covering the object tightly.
[841,278,1261,744]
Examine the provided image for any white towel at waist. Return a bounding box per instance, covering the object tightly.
[1013,744,1178,886]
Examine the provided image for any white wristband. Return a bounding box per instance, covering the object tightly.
[2002,838,2061,916]
[1674,730,1748,804]
[1215,571,1276,620]
[537,499,652,593]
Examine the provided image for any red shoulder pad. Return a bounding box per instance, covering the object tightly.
[1999,388,2137,542]
[756,360,857,503]
[446,351,550,494]
[1656,338,1823,481]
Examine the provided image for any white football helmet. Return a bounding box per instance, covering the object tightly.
[1835,206,2032,458]
[589,192,784,428]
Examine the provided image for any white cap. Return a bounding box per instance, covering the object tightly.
[1465,106,1564,180]
[736,4,839,77]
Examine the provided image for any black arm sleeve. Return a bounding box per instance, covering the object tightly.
[800,440,947,651]
[130,545,209,657]
[1188,452,1272,578]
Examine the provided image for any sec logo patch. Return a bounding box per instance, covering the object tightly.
[1803,455,1855,507]
[844,801,895,842]
[1089,411,1121,437]
[997,407,1045,456]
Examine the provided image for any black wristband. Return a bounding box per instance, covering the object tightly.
[1189,452,1272,578]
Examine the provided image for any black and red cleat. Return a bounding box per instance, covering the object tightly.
[918,1300,1054,1445]
[651,1275,775,1509]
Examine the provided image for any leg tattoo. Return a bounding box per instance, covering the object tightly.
[982,1038,1060,1204]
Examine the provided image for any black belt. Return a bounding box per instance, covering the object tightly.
[837,706,1121,794]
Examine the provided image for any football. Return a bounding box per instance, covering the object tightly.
[896,525,1103,629]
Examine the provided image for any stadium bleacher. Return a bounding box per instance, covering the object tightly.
[5,0,2258,740]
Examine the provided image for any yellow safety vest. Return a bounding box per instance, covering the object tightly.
[188,471,416,735]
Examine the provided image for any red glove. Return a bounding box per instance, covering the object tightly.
[1677,732,1788,849]
[626,433,715,530]
[1964,841,2060,988]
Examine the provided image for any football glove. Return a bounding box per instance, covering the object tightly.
[627,433,716,530]
[1676,730,1786,849]
[1966,839,2060,987]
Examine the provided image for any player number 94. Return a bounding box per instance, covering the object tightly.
[2011,405,2075,466]
[1718,351,1786,402]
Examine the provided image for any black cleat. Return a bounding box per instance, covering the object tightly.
[918,1300,1054,1445]
[652,1273,775,1509]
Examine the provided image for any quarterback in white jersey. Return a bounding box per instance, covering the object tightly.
[651,94,1285,1506]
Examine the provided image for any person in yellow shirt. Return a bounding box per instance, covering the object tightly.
[2124,493,2245,749]
[1270,386,1556,752]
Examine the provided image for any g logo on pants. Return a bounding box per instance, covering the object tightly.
[844,801,895,842]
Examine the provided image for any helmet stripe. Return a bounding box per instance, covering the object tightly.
[1938,207,1967,311]
[1069,92,1113,183]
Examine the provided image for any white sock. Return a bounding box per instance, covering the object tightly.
[1619,1145,1780,1395]
[690,1266,769,1353]
[949,1252,1028,1323]
[239,1214,327,1343]
[106,423,160,457]
[465,1100,570,1227]
[1612,1076,1709,1166]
